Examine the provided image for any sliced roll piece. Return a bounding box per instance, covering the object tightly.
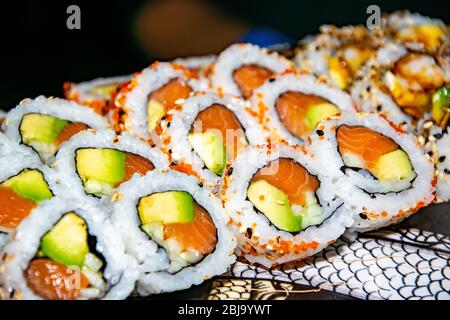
[64,75,131,115]
[307,113,435,232]
[4,96,109,163]
[249,72,357,145]
[0,197,138,300]
[0,154,59,248]
[351,43,449,128]
[294,25,381,90]
[115,62,208,141]
[52,129,168,201]
[220,143,353,268]
[159,92,266,188]
[211,43,294,99]
[383,10,448,54]
[111,170,236,295]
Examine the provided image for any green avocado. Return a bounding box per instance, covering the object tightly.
[247,180,302,232]
[1,169,52,202]
[372,149,413,181]
[40,213,89,267]
[138,191,195,224]
[305,103,340,129]
[75,148,126,195]
[147,99,166,133]
[20,114,69,144]
[432,87,450,124]
[188,129,226,176]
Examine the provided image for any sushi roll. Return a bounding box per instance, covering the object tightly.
[220,143,353,267]
[52,129,168,201]
[211,43,294,99]
[0,153,59,248]
[295,25,381,90]
[0,197,138,300]
[249,72,357,145]
[115,62,208,141]
[420,87,450,202]
[158,92,266,188]
[64,75,131,115]
[307,113,435,232]
[351,43,449,129]
[4,96,109,163]
[111,170,236,295]
[383,11,448,54]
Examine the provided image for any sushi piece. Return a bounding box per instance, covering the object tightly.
[295,25,381,90]
[52,129,168,200]
[211,43,294,99]
[64,75,131,115]
[111,170,236,295]
[220,143,353,267]
[351,43,449,128]
[249,72,357,145]
[0,153,58,248]
[307,113,435,232]
[4,96,109,163]
[0,197,138,300]
[158,92,266,187]
[383,11,448,54]
[114,62,208,142]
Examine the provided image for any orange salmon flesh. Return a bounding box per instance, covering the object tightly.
[0,186,37,232]
[252,158,320,206]
[163,203,217,255]
[148,78,192,108]
[26,258,89,300]
[275,91,329,138]
[232,64,274,99]
[55,123,89,148]
[192,104,247,160]
[336,125,399,168]
[123,153,155,183]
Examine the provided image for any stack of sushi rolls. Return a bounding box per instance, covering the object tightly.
[111,170,236,295]
[4,96,109,163]
[0,9,447,300]
[1,197,138,300]
[115,62,209,142]
[220,143,353,267]
[249,71,358,145]
[158,92,267,188]
[52,129,169,202]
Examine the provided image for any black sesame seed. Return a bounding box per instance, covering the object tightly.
[167,122,171,128]
[428,151,433,157]
[439,156,446,163]
[376,105,382,112]
[198,182,204,187]
[227,167,233,176]
[245,228,253,239]
[316,130,324,136]
[269,78,276,83]
[444,169,450,175]
[371,194,376,199]
[434,133,443,139]
[359,213,368,220]
[150,144,156,148]
[168,150,172,154]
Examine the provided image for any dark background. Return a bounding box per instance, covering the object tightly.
[0,0,449,110]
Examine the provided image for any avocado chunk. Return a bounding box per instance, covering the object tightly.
[328,56,351,90]
[188,129,226,175]
[147,99,166,132]
[372,149,413,181]
[305,103,340,129]
[248,180,302,232]
[138,191,195,225]
[76,148,126,195]
[20,114,69,144]
[291,192,323,230]
[432,87,450,124]
[1,169,52,202]
[89,83,120,96]
[40,213,89,267]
